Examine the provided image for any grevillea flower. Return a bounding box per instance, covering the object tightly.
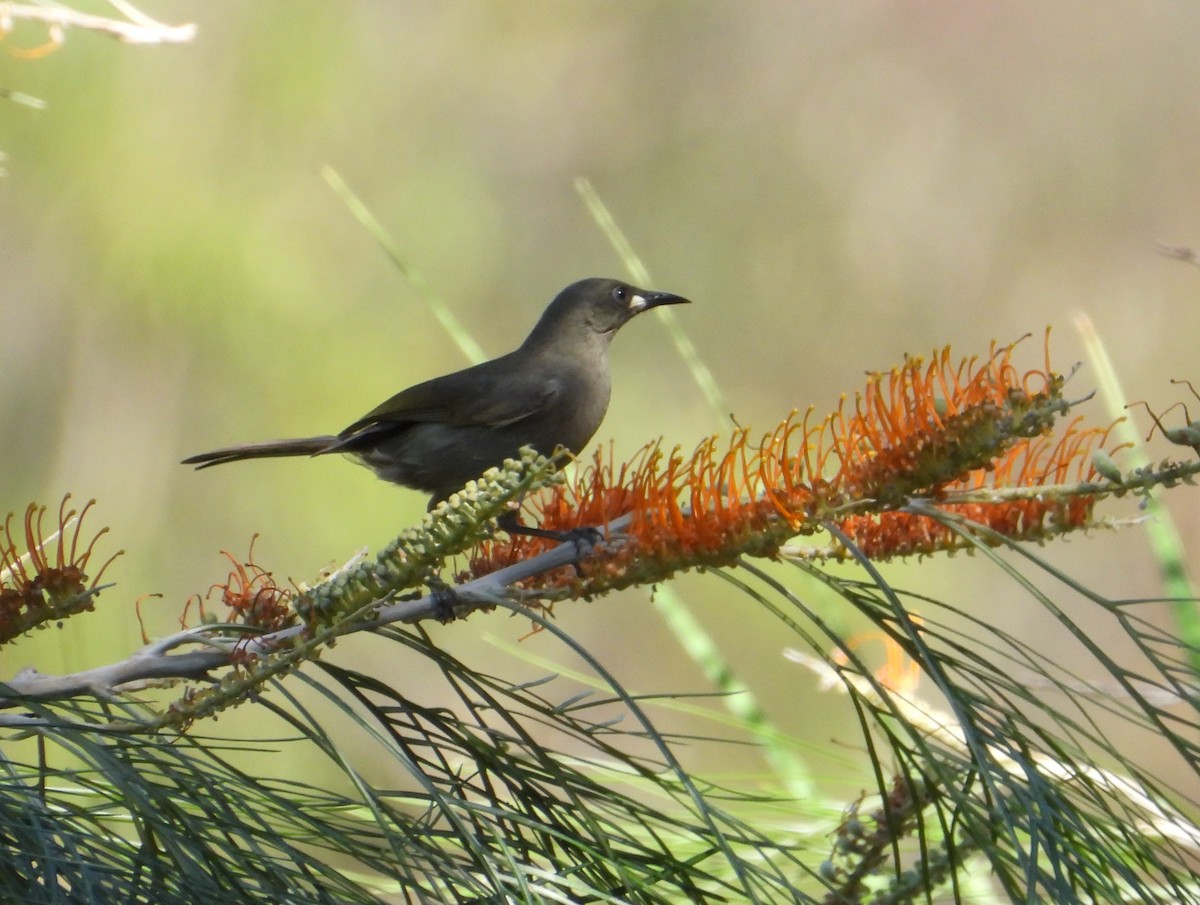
[202,537,296,642]
[831,617,924,696]
[0,496,121,644]
[468,335,1123,591]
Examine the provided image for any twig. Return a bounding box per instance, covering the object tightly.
[1156,241,1200,269]
[0,2,196,45]
[0,520,627,709]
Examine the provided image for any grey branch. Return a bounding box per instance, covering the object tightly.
[0,518,627,719]
[1,1,197,45]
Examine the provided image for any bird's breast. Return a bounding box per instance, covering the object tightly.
[534,362,611,455]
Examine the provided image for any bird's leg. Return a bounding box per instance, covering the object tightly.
[496,509,602,562]
[427,580,460,623]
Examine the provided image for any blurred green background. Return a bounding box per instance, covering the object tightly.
[3,4,1198,795]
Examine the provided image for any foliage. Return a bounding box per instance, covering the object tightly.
[3,10,1197,902]
[2,337,1198,904]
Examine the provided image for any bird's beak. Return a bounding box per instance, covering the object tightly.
[629,291,691,314]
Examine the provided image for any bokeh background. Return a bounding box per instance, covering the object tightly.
[3,3,1198,808]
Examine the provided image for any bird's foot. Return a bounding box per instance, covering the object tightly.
[428,582,460,623]
[497,512,602,571]
[498,511,600,549]
[562,525,603,560]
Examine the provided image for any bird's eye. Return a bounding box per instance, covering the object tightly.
[611,286,628,303]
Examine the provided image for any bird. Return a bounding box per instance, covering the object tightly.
[183,277,689,530]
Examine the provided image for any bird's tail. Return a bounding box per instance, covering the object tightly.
[182,435,340,470]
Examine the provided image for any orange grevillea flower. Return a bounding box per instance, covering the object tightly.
[836,411,1124,559]
[468,335,1121,590]
[831,616,925,696]
[204,537,295,637]
[0,496,121,644]
[3,21,64,60]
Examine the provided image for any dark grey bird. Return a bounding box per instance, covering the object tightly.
[183,278,689,522]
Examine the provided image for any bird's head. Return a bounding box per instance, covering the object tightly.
[524,277,690,351]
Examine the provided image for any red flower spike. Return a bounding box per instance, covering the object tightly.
[832,616,924,695]
[465,337,1121,592]
[0,496,121,644]
[206,536,295,643]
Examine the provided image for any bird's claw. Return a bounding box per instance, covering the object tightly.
[429,584,459,623]
[563,526,603,577]
[562,525,603,559]
[497,512,603,575]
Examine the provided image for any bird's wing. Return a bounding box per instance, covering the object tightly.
[338,357,563,439]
